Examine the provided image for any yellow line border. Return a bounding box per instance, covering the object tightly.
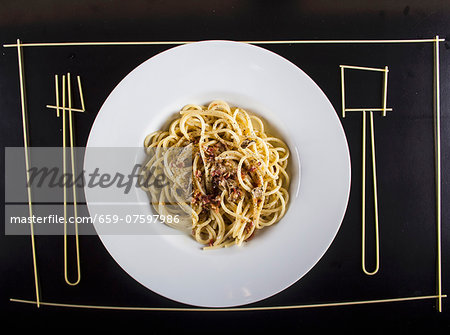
[16,39,40,308]
[433,35,442,313]
[9,294,446,312]
[9,36,445,312]
[2,38,446,48]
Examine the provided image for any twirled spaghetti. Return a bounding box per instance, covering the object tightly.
[140,100,290,249]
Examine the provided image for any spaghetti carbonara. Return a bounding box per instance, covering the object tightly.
[140,100,290,249]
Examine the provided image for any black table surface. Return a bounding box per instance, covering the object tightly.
[1,0,449,332]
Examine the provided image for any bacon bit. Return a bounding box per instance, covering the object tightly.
[229,186,242,201]
[204,142,225,161]
[211,164,227,177]
[245,232,255,241]
[248,165,257,172]
[194,170,202,179]
[244,220,254,233]
[208,239,215,247]
[192,189,221,211]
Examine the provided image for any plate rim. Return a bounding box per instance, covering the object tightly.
[83,39,351,307]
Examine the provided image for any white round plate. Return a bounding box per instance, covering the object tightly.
[84,40,351,307]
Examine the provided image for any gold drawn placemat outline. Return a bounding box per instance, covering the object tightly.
[4,37,444,312]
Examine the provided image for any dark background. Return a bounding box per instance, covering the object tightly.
[1,0,449,332]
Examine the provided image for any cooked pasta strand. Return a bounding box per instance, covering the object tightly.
[140,101,290,249]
